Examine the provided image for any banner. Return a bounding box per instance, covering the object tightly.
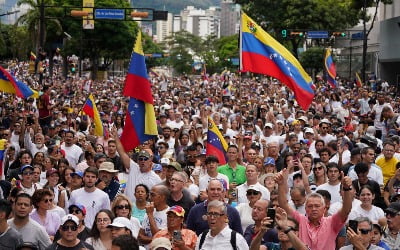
[83,0,94,29]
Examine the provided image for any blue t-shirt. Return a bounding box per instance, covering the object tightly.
[132,204,146,224]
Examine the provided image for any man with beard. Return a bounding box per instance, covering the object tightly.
[24,132,48,157]
[96,162,121,201]
[157,126,175,157]
[69,167,110,228]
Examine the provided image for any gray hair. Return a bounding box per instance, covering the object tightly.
[305,192,325,207]
[355,217,373,229]
[207,200,227,215]
[173,171,188,183]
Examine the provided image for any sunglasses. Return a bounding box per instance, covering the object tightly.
[69,209,82,214]
[246,191,260,196]
[359,229,371,234]
[138,157,149,161]
[61,225,78,231]
[42,198,53,203]
[116,205,130,210]
[313,166,323,171]
[22,171,33,176]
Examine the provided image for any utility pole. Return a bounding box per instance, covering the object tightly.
[362,0,367,84]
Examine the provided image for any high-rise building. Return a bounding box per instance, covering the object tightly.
[220,0,240,37]
[155,12,173,43]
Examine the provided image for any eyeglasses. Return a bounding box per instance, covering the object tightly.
[61,225,78,231]
[22,171,33,176]
[170,178,184,183]
[42,198,53,203]
[313,166,323,171]
[206,212,225,218]
[69,209,82,214]
[116,205,130,210]
[359,229,371,234]
[246,191,260,196]
[138,157,149,161]
[96,218,111,223]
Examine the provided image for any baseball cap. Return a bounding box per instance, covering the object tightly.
[138,150,151,158]
[264,123,273,129]
[264,157,275,166]
[61,214,79,226]
[20,165,34,174]
[320,118,331,125]
[160,158,170,165]
[68,204,87,215]
[70,171,84,178]
[107,217,133,233]
[167,161,182,171]
[150,237,172,250]
[386,202,400,214]
[247,185,261,192]
[167,205,185,217]
[46,168,59,178]
[304,127,314,134]
[152,164,163,172]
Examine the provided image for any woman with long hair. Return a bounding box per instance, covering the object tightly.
[86,209,115,250]
[58,170,83,212]
[33,152,45,165]
[43,168,60,204]
[111,194,141,238]
[311,162,328,190]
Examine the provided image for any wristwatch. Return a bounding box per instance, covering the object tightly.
[284,226,294,234]
[343,186,352,191]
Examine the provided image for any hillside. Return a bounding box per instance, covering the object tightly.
[131,0,221,14]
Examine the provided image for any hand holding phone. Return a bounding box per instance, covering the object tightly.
[267,208,276,227]
[173,230,182,241]
[348,220,358,233]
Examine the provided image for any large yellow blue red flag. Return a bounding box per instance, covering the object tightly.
[240,12,314,110]
[120,30,157,151]
[206,117,228,164]
[82,94,104,137]
[0,66,38,99]
[324,48,337,88]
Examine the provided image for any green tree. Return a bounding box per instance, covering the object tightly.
[299,47,325,78]
[216,34,239,71]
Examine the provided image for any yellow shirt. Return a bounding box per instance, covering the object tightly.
[376,155,399,185]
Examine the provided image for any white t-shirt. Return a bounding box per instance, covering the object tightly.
[125,160,162,202]
[315,182,342,203]
[69,188,111,228]
[142,207,168,240]
[348,205,385,223]
[329,199,362,216]
[61,144,83,168]
[348,164,384,186]
[237,182,270,204]
[236,203,254,233]
[320,134,336,145]
[199,173,230,192]
[329,150,351,166]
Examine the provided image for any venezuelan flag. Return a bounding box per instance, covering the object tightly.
[30,51,36,61]
[120,30,157,151]
[206,117,228,164]
[355,72,362,87]
[82,94,104,137]
[324,48,338,88]
[240,12,314,110]
[0,139,6,179]
[0,66,38,99]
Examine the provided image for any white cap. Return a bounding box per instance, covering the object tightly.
[107,217,133,235]
[304,127,314,134]
[160,158,170,165]
[247,185,261,192]
[61,214,79,226]
[150,237,172,250]
[264,123,273,128]
[320,118,331,125]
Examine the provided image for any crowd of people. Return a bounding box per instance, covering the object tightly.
[1,59,400,250]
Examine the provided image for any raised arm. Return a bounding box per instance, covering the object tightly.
[338,172,353,222]
[111,126,131,171]
[275,168,294,216]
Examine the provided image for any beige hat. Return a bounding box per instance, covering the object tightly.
[150,237,172,250]
[99,162,118,173]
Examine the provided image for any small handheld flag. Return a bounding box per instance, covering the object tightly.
[206,117,228,164]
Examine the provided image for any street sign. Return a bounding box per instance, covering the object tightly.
[307,31,329,39]
[95,9,125,20]
[351,32,365,40]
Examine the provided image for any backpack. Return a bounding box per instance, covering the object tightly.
[199,229,237,250]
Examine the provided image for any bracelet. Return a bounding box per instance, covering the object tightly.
[343,187,352,191]
[284,226,293,234]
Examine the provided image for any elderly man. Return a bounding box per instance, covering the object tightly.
[196,200,249,250]
[113,128,161,202]
[167,172,195,221]
[186,179,242,235]
[275,168,353,250]
[96,161,121,201]
[339,217,384,250]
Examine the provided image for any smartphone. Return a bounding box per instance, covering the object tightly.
[230,188,238,202]
[173,230,182,241]
[348,220,358,233]
[267,208,276,227]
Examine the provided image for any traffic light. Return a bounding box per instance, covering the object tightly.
[332,32,346,37]
[71,10,88,17]
[130,11,149,18]
[290,31,304,38]
[281,29,287,38]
